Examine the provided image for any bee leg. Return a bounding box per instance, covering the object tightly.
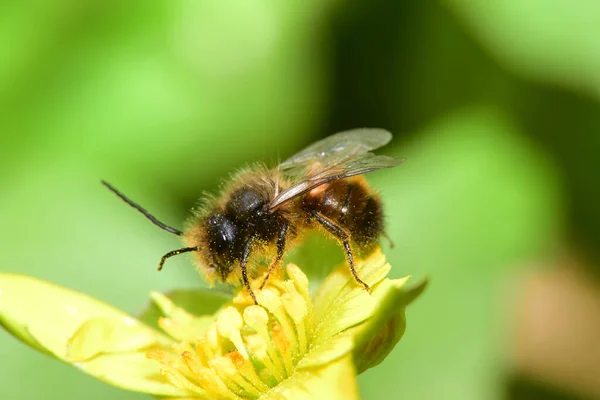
[157,246,199,271]
[260,222,289,290]
[341,240,370,291]
[241,237,258,304]
[311,211,370,292]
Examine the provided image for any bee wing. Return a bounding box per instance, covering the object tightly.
[269,152,405,211]
[280,128,394,173]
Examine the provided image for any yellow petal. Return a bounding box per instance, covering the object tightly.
[312,249,390,342]
[151,292,215,341]
[353,276,428,373]
[259,354,359,400]
[67,317,164,362]
[0,273,188,396]
[0,308,52,357]
[76,352,192,397]
[313,249,390,315]
[296,332,354,369]
[0,273,171,358]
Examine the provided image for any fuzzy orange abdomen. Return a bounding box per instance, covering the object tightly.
[301,177,384,247]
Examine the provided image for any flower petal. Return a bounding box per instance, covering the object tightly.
[75,352,191,397]
[296,332,354,370]
[260,354,359,400]
[312,249,391,342]
[352,276,428,374]
[0,273,188,396]
[138,288,230,332]
[67,317,164,362]
[0,273,170,358]
[0,308,53,357]
[149,292,216,341]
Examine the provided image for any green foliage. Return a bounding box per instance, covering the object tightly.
[446,0,600,98]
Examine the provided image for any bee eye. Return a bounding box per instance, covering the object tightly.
[226,188,265,218]
[206,213,237,249]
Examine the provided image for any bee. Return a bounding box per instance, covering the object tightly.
[103,129,404,304]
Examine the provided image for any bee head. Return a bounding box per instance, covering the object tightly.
[205,212,240,279]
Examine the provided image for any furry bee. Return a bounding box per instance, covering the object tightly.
[103,129,404,304]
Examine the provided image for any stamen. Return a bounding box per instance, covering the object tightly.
[282,291,308,359]
[205,324,221,356]
[193,338,211,366]
[270,321,294,376]
[286,264,310,301]
[217,307,248,359]
[244,333,281,384]
[257,289,296,375]
[281,292,307,326]
[287,264,314,331]
[243,306,286,380]
[227,351,271,393]
[212,355,262,399]
[180,350,232,399]
[160,363,206,396]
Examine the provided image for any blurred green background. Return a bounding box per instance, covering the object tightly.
[2,1,600,399]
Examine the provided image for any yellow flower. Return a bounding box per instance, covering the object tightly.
[0,248,426,399]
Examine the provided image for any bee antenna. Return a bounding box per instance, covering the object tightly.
[101,180,184,236]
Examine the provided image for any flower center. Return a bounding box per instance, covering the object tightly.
[148,264,313,399]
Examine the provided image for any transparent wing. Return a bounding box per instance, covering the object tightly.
[280,128,393,174]
[269,152,405,210]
